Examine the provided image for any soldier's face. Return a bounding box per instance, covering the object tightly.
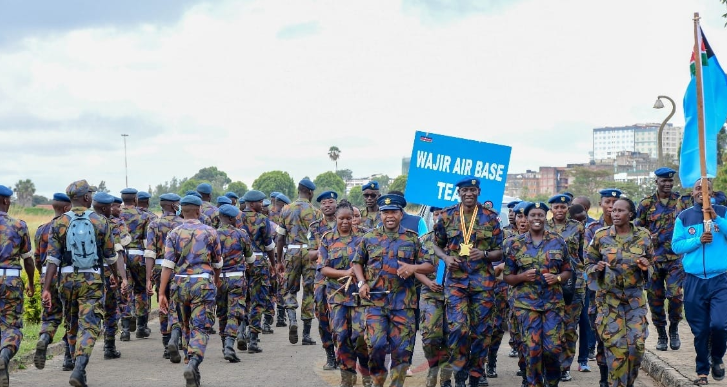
[363,189,380,207]
[694,180,713,205]
[656,177,674,194]
[352,207,361,226]
[508,209,516,224]
[262,207,270,215]
[320,198,337,216]
[551,203,568,222]
[250,200,263,212]
[600,197,618,216]
[572,210,587,224]
[458,187,480,208]
[230,198,238,206]
[111,203,121,217]
[610,200,632,227]
[516,212,529,233]
[381,209,403,231]
[527,209,546,232]
[336,208,353,233]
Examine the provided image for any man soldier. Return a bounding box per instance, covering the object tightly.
[276,178,318,345]
[137,191,157,221]
[360,181,381,229]
[272,193,291,327]
[196,183,218,219]
[635,167,684,351]
[225,192,239,206]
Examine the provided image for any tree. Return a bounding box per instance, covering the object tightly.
[178,178,202,196]
[32,195,49,206]
[252,171,296,198]
[611,181,652,202]
[335,169,353,181]
[389,175,408,194]
[313,172,346,195]
[328,146,341,172]
[227,181,249,198]
[347,186,365,208]
[568,167,614,206]
[13,179,35,207]
[192,166,232,186]
[97,180,110,193]
[375,174,392,193]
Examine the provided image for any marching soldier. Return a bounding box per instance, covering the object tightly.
[196,183,218,219]
[360,181,381,229]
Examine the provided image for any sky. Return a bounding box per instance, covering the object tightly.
[1,0,727,197]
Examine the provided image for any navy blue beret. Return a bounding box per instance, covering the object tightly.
[113,196,122,204]
[506,200,521,209]
[196,183,212,194]
[224,192,239,200]
[216,196,232,205]
[299,178,316,191]
[316,190,338,203]
[218,204,239,218]
[514,201,531,214]
[455,177,480,189]
[53,193,71,203]
[430,206,441,212]
[524,202,549,215]
[159,193,181,202]
[185,190,202,198]
[654,167,676,179]
[276,194,291,205]
[378,194,406,211]
[563,191,574,198]
[263,199,271,207]
[361,181,379,191]
[548,194,571,204]
[271,191,281,198]
[120,187,138,195]
[93,192,115,205]
[599,188,622,198]
[180,195,203,206]
[137,191,151,200]
[243,190,266,202]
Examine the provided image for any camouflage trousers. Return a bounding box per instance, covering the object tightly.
[216,274,247,339]
[247,257,271,334]
[646,259,684,327]
[103,270,120,339]
[508,289,526,371]
[588,290,607,368]
[126,251,149,317]
[0,276,24,355]
[59,271,104,358]
[151,266,171,335]
[419,296,449,370]
[39,272,63,341]
[330,303,369,374]
[595,298,648,387]
[366,307,416,387]
[314,284,334,349]
[119,266,134,320]
[486,280,509,362]
[445,286,493,377]
[514,307,564,387]
[560,289,585,372]
[282,247,315,320]
[170,276,216,363]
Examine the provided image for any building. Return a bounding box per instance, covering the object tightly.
[401,157,411,175]
[592,123,683,161]
[344,174,393,194]
[505,167,569,198]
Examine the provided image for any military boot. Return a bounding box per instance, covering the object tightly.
[469,374,481,387]
[478,374,489,386]
[454,370,468,387]
[302,319,316,345]
[287,309,299,344]
[34,332,51,370]
[520,370,527,387]
[486,351,498,378]
[120,318,131,342]
[183,357,201,387]
[276,306,287,327]
[69,354,89,387]
[440,365,453,387]
[167,328,182,364]
[103,338,121,359]
[340,369,355,387]
[136,314,151,338]
[237,321,248,351]
[162,334,171,359]
[323,346,337,370]
[129,315,137,332]
[62,344,75,371]
[599,365,609,387]
[223,337,241,363]
[362,375,374,387]
[425,366,439,387]
[0,347,12,387]
[656,326,668,351]
[263,314,274,334]
[670,323,681,350]
[248,332,262,353]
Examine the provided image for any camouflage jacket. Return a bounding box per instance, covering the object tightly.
[635,192,681,262]
[0,211,32,269]
[217,224,253,272]
[119,207,153,249]
[143,213,183,260]
[319,228,365,306]
[46,207,117,268]
[163,219,222,275]
[277,199,317,245]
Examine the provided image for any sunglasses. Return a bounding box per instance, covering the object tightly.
[363,193,378,198]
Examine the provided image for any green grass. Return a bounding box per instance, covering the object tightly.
[17,323,66,358]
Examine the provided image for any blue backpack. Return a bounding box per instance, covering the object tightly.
[64,210,100,270]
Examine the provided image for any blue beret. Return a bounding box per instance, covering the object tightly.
[218,204,239,218]
[524,202,549,215]
[217,196,232,205]
[316,190,338,203]
[455,177,480,189]
[378,194,406,211]
[159,193,181,202]
[243,190,266,202]
[513,201,531,214]
[196,183,212,194]
[548,194,571,204]
[180,195,202,206]
[0,185,12,198]
[506,200,521,209]
[120,187,138,195]
[137,191,151,200]
[654,167,676,179]
[299,178,316,191]
[113,196,122,204]
[599,188,622,198]
[66,180,91,198]
[430,206,441,212]
[563,191,574,198]
[185,190,202,198]
[93,192,115,205]
[270,191,281,198]
[361,181,379,191]
[53,193,71,203]
[276,194,291,205]
[263,199,271,207]
[224,192,239,200]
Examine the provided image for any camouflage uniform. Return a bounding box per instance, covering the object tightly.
[310,217,336,350]
[360,208,381,230]
[503,231,571,387]
[0,210,32,357]
[119,206,153,329]
[35,218,64,343]
[201,201,218,221]
[216,224,253,339]
[586,225,653,387]
[585,217,608,369]
[239,209,276,336]
[103,216,128,341]
[267,215,284,320]
[163,218,223,363]
[433,204,503,380]
[353,225,430,387]
[110,216,133,329]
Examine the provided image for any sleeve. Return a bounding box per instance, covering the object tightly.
[585,232,603,277]
[262,218,276,251]
[672,216,702,255]
[162,231,178,269]
[416,238,432,266]
[45,218,64,267]
[144,222,158,259]
[276,212,287,236]
[18,220,32,260]
[433,216,447,248]
[645,230,655,264]
[101,218,116,260]
[634,201,648,228]
[110,223,124,253]
[490,214,504,249]
[502,240,517,276]
[417,218,428,237]
[211,232,223,269]
[351,238,368,265]
[559,239,572,272]
[577,223,585,263]
[241,230,254,258]
[318,238,330,271]
[34,224,44,270]
[713,209,727,236]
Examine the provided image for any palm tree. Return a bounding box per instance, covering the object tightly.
[328,146,341,172]
[13,179,35,207]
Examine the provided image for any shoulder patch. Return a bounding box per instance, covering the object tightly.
[688,226,696,235]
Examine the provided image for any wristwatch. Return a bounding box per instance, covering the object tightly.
[357,280,365,288]
[557,275,562,283]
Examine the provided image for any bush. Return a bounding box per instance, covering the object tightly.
[21,271,42,324]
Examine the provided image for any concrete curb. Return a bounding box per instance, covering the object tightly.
[641,348,695,387]
[11,309,160,371]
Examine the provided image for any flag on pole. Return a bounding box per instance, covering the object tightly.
[680,27,727,188]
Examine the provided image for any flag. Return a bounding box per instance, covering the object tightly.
[680,27,727,188]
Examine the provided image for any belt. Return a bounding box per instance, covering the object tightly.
[175,273,210,279]
[254,252,264,256]
[0,268,21,277]
[221,271,244,278]
[155,259,164,266]
[288,244,308,249]
[41,266,59,275]
[127,249,144,255]
[60,267,100,274]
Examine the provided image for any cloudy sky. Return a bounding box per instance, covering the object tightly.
[1,0,726,197]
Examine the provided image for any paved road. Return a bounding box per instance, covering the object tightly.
[9,316,660,387]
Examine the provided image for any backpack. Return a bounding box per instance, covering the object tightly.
[64,210,100,270]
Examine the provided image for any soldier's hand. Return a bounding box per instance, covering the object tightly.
[444,255,462,270]
[520,269,537,283]
[397,261,415,279]
[595,261,610,272]
[276,262,285,276]
[270,264,277,277]
[358,283,370,300]
[109,275,118,289]
[25,283,34,298]
[701,232,713,244]
[637,257,650,271]
[41,290,52,310]
[469,248,485,261]
[121,279,129,295]
[423,278,443,293]
[146,280,154,296]
[159,295,169,314]
[494,263,505,277]
[542,273,558,285]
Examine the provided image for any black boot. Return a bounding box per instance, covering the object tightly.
[162,335,170,359]
[454,370,468,387]
[136,315,151,338]
[248,332,262,353]
[478,374,489,386]
[263,314,274,334]
[520,368,527,387]
[0,348,12,387]
[120,318,131,342]
[276,306,287,327]
[62,344,75,371]
[323,346,337,370]
[167,328,182,364]
[599,365,609,387]
[223,337,241,363]
[129,315,137,332]
[34,332,51,370]
[103,338,121,359]
[237,321,248,351]
[669,323,681,350]
[469,374,481,387]
[655,326,668,351]
[69,354,89,387]
[287,309,298,344]
[486,351,497,378]
[302,319,316,345]
[183,357,201,387]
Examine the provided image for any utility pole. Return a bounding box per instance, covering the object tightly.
[121,134,129,187]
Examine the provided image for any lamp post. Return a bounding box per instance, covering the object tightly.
[653,95,676,166]
[121,134,129,187]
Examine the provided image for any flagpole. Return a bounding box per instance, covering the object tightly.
[694,12,713,222]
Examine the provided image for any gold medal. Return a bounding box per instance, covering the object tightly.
[458,204,478,256]
[459,243,472,256]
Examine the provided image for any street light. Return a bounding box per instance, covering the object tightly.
[653,95,675,166]
[121,134,129,187]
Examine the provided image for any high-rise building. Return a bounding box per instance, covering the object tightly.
[592,123,683,161]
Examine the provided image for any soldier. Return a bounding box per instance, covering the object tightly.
[352,206,362,227]
[119,187,154,339]
[545,194,585,382]
[276,178,318,345]
[144,193,183,359]
[262,199,271,217]
[33,193,71,371]
[159,194,223,387]
[310,190,338,367]
[184,191,213,226]
[360,181,381,229]
[272,193,291,328]
[137,191,157,221]
[0,185,34,386]
[635,167,684,351]
[197,183,218,220]
[225,192,239,207]
[432,177,503,387]
[320,200,371,387]
[504,200,521,233]
[505,201,531,385]
[209,196,233,229]
[110,196,134,342]
[41,180,123,387]
[352,194,434,387]
[504,202,572,387]
[586,198,652,387]
[239,190,277,353]
[216,204,254,363]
